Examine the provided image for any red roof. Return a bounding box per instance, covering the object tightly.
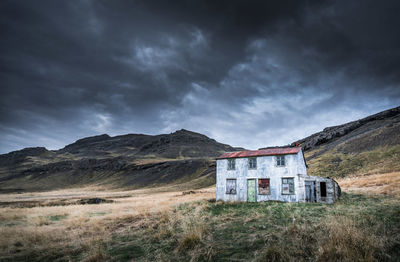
[217,147,301,159]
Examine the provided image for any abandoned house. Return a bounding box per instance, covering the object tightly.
[216,147,340,204]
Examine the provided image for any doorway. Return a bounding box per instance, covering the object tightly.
[305,181,315,202]
[247,179,256,202]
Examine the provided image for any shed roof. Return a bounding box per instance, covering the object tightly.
[217,147,301,159]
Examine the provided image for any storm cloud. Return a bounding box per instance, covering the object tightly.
[1,0,400,153]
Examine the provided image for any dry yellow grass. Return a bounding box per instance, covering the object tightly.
[316,216,384,261]
[337,172,400,196]
[1,174,398,261]
[0,186,215,261]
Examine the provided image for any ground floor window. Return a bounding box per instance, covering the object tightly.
[226,179,237,194]
[282,178,294,194]
[258,178,270,195]
[320,182,327,197]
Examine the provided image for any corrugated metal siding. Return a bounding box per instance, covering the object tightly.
[216,154,301,202]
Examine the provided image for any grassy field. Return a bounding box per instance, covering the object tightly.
[306,145,400,178]
[1,174,399,262]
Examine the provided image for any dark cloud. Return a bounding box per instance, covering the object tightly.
[1,0,400,153]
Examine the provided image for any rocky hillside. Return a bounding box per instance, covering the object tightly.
[293,106,400,178]
[293,106,400,156]
[0,129,241,192]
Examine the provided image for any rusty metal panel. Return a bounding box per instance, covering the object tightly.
[217,147,301,159]
[258,178,270,195]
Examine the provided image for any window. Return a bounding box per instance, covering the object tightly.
[258,179,270,195]
[320,182,327,197]
[276,155,286,166]
[227,159,235,170]
[226,179,236,194]
[282,178,294,194]
[248,158,257,169]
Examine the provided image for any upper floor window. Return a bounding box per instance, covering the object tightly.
[276,155,286,166]
[248,157,257,169]
[227,159,235,170]
[282,178,295,194]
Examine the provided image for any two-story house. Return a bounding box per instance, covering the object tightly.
[216,147,340,203]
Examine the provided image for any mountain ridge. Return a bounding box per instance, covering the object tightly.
[0,106,399,192]
[0,129,241,192]
[292,106,400,159]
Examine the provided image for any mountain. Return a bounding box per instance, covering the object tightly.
[292,106,400,178]
[0,129,242,192]
[1,106,399,192]
[58,129,240,158]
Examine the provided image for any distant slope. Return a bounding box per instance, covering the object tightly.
[58,129,241,158]
[292,106,400,178]
[293,106,400,156]
[0,129,241,192]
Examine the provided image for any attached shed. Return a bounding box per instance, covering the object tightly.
[216,147,340,204]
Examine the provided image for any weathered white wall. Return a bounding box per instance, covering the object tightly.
[216,149,340,203]
[216,150,308,202]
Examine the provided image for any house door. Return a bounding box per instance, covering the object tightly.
[247,179,256,202]
[305,181,315,202]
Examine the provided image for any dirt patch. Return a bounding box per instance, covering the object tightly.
[0,197,114,208]
[77,198,113,205]
[182,190,196,195]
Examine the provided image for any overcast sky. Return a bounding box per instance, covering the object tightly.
[1,0,400,154]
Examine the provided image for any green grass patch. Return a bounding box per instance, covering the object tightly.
[107,242,145,261]
[48,214,68,221]
[88,211,108,217]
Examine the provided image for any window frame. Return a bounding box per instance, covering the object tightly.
[226,179,237,194]
[276,155,286,167]
[281,177,295,195]
[258,178,270,195]
[248,157,257,170]
[227,159,236,170]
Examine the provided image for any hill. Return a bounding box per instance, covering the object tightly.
[1,106,399,192]
[0,129,242,192]
[292,106,400,178]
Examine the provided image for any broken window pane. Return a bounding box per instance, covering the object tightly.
[226,179,236,194]
[282,178,294,194]
[258,178,270,195]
